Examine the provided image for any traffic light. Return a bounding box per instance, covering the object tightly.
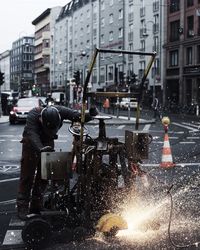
[130,73,137,84]
[0,72,5,86]
[73,70,80,85]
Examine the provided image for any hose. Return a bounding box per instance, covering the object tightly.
[167,186,200,249]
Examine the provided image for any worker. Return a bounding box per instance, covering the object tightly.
[16,105,98,220]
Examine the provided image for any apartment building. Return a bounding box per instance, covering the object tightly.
[32,7,61,96]
[164,0,200,107]
[51,0,164,106]
[10,36,34,95]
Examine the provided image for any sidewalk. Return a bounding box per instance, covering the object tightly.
[0,115,9,124]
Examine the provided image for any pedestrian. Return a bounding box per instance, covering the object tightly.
[45,93,55,106]
[103,98,110,113]
[16,105,98,220]
[151,97,162,121]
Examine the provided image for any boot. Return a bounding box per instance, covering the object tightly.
[17,200,29,221]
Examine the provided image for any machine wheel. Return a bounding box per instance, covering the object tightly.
[103,226,119,238]
[22,218,51,248]
[73,226,87,241]
[54,227,73,243]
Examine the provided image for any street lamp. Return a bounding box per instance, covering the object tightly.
[58,60,68,106]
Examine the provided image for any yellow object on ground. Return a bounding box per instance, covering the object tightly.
[96,213,128,233]
[162,116,170,126]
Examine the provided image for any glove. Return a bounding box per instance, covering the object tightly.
[89,106,99,117]
[40,146,55,152]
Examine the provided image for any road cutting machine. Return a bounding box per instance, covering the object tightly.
[21,48,156,249]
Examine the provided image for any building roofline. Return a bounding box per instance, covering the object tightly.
[32,8,51,25]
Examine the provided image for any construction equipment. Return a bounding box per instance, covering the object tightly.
[20,48,155,248]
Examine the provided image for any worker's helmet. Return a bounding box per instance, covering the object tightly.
[41,106,61,130]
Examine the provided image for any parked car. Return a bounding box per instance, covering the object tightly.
[119,98,138,110]
[9,97,46,124]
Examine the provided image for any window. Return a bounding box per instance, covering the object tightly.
[170,20,180,41]
[101,17,105,27]
[186,47,193,65]
[101,0,105,10]
[109,31,113,41]
[169,50,178,66]
[128,4,134,21]
[128,24,133,41]
[100,67,105,82]
[129,43,133,60]
[153,1,159,12]
[170,0,180,13]
[187,0,193,7]
[108,65,114,80]
[119,9,123,19]
[109,14,113,23]
[187,15,194,37]
[87,9,90,18]
[101,34,104,44]
[118,27,123,38]
[87,25,90,33]
[140,40,145,51]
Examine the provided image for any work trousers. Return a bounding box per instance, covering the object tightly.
[17,137,50,207]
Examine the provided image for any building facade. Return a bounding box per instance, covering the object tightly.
[164,0,200,109]
[10,36,34,96]
[0,50,10,91]
[51,0,165,106]
[32,7,62,96]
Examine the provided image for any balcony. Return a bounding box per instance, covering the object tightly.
[183,66,200,75]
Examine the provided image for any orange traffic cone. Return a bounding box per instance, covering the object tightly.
[160,132,175,168]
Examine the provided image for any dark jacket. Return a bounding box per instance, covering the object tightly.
[22,105,93,153]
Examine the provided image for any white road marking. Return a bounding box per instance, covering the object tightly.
[179,141,196,144]
[3,230,23,245]
[172,122,199,132]
[0,177,19,183]
[0,199,16,205]
[182,122,200,129]
[187,137,200,139]
[143,124,151,131]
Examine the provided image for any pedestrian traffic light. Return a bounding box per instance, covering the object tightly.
[73,70,80,85]
[0,71,5,86]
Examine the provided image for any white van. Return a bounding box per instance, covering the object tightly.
[119,98,138,109]
[52,92,65,105]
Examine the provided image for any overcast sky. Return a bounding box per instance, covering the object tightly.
[0,0,70,54]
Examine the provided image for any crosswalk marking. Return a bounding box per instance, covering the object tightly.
[172,122,199,132]
[179,141,196,144]
[3,229,23,245]
[182,122,200,129]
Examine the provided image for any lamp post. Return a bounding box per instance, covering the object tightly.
[58,60,68,106]
[143,20,157,104]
